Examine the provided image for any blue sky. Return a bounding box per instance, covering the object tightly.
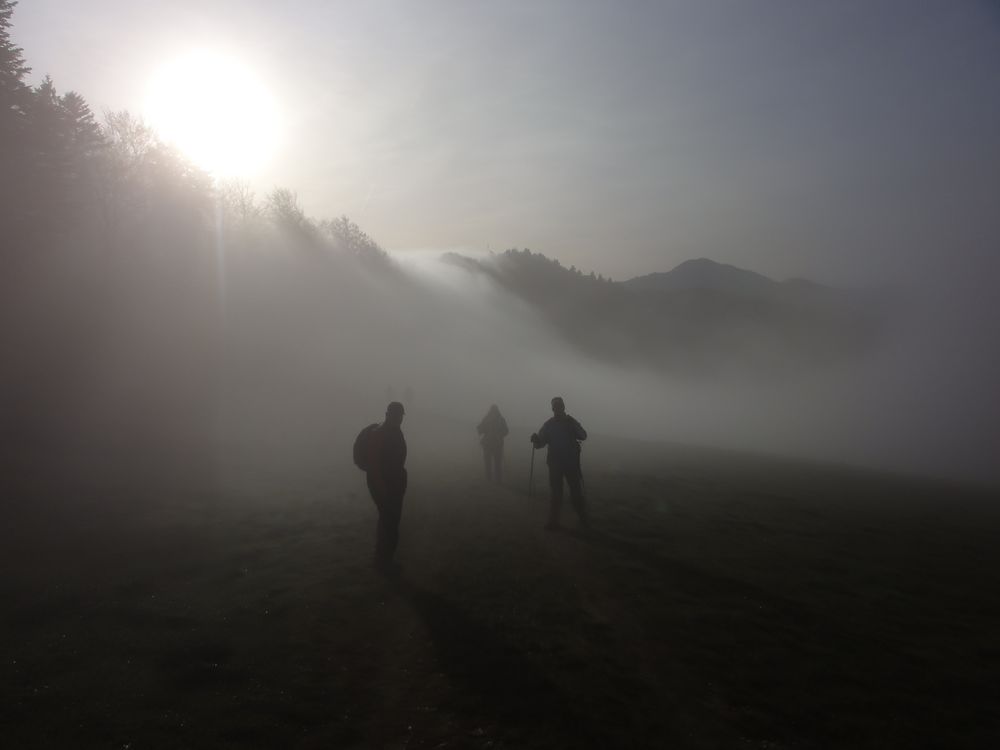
[14,0,1000,285]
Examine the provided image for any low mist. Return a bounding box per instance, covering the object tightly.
[2,0,997,493]
[200,233,999,490]
[4,203,996,494]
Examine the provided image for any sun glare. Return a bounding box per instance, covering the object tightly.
[144,51,282,178]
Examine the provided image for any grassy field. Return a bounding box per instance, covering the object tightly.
[2,432,998,749]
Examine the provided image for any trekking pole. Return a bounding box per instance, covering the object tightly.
[528,443,536,496]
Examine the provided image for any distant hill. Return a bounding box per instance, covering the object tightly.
[441,250,886,377]
[623,258,778,295]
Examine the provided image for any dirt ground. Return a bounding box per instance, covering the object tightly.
[2,430,999,749]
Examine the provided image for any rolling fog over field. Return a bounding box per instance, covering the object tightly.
[5,0,997,490]
[207,237,999,488]
[6,4,1000,748]
[0,0,996,492]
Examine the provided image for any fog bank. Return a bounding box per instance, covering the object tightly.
[210,243,998,488]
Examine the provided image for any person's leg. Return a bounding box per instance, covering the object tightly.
[375,511,389,561]
[483,448,492,480]
[566,469,589,528]
[381,491,403,559]
[496,446,504,484]
[547,465,564,529]
[367,474,387,561]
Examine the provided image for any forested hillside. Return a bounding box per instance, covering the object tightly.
[443,250,885,376]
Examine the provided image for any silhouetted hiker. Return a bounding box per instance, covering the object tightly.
[361,402,408,570]
[477,404,509,483]
[531,397,589,530]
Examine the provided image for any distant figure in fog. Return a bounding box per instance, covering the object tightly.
[531,397,589,530]
[477,404,509,483]
[366,401,408,569]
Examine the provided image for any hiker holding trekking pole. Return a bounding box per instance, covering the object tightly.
[530,397,589,531]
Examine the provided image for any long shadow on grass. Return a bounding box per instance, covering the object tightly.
[567,528,999,748]
[570,528,810,611]
[392,578,612,749]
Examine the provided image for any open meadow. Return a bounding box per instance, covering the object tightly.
[4,2,1000,748]
[2,422,998,750]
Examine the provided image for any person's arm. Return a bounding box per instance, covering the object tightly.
[531,422,548,447]
[571,418,587,441]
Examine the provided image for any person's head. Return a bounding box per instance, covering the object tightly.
[385,401,405,427]
[551,396,566,416]
[488,404,500,416]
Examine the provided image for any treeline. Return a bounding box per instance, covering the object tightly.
[1,0,392,255]
[444,248,884,377]
[498,248,613,284]
[0,0,391,485]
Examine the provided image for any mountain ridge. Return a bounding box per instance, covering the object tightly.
[623,257,810,294]
[439,248,883,376]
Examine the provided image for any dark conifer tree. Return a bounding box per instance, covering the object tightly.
[60,91,103,160]
[0,0,29,138]
[1,0,33,243]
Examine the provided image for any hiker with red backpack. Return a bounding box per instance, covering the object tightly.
[530,396,589,531]
[354,402,408,570]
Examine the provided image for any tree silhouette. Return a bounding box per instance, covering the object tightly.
[1,0,33,244]
[97,110,161,235]
[0,1,407,485]
[322,214,389,264]
[219,177,261,226]
[0,0,29,135]
[95,109,211,240]
[20,77,104,231]
[266,187,314,239]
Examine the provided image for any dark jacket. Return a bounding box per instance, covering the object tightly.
[368,424,407,492]
[477,411,509,449]
[533,415,586,468]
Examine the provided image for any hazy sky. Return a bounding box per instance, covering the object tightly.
[15,0,1000,285]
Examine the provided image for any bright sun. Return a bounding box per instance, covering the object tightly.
[144,51,281,177]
